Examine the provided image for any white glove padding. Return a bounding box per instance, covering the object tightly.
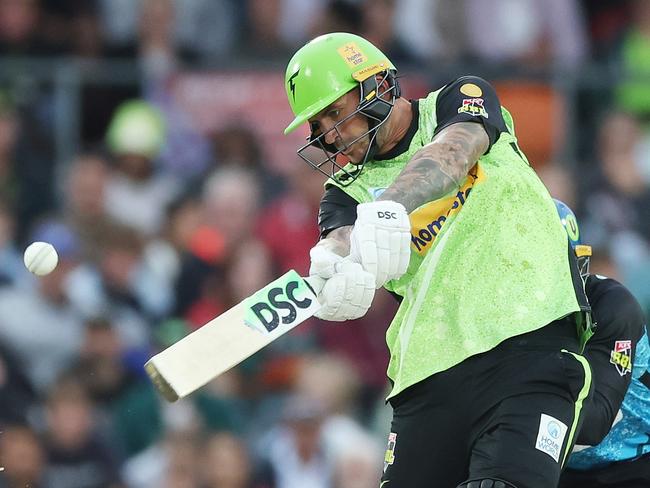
[350,200,411,288]
[314,260,375,322]
[309,240,343,279]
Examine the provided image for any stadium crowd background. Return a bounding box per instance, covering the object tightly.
[0,0,649,487]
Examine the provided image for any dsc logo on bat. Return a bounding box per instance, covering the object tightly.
[244,271,320,335]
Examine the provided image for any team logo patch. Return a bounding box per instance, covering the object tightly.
[458,98,489,118]
[337,43,368,67]
[535,413,568,463]
[610,340,632,376]
[383,432,397,472]
[460,82,482,97]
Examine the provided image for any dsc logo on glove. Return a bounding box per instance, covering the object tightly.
[377,211,398,219]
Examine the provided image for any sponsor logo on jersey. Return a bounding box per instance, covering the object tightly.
[383,432,397,472]
[458,98,489,118]
[535,413,568,463]
[337,43,368,67]
[610,340,633,376]
[460,82,483,97]
[409,164,485,255]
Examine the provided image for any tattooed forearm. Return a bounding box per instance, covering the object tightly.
[378,122,489,212]
[322,226,353,256]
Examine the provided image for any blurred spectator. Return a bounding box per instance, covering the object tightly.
[311,0,363,38]
[224,239,274,308]
[0,341,36,424]
[258,153,325,276]
[41,0,103,58]
[279,0,327,46]
[41,377,124,488]
[105,99,180,236]
[314,291,397,399]
[171,166,263,323]
[392,0,464,62]
[202,167,262,255]
[0,0,66,57]
[331,436,382,488]
[464,0,588,67]
[293,354,384,455]
[62,152,113,262]
[256,394,332,488]
[361,0,417,65]
[239,0,291,60]
[582,112,650,244]
[581,111,650,312]
[98,0,238,64]
[68,317,135,408]
[580,0,632,60]
[208,124,286,204]
[122,431,201,488]
[615,0,650,117]
[0,219,83,393]
[200,431,259,488]
[0,92,55,243]
[0,424,45,488]
[66,222,168,346]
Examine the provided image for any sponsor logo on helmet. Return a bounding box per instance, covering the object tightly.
[458,98,489,118]
[337,43,368,67]
[352,61,389,81]
[460,83,483,97]
[610,340,633,376]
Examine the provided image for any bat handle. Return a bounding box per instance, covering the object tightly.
[304,275,325,296]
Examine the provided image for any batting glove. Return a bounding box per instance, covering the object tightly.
[309,240,344,279]
[314,260,375,322]
[350,201,411,288]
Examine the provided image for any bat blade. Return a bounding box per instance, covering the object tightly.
[145,270,321,401]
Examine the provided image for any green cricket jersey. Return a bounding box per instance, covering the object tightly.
[319,76,588,399]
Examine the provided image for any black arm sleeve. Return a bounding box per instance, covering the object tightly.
[318,185,359,238]
[577,276,646,446]
[433,76,508,153]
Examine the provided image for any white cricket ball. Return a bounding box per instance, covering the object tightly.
[23,241,59,276]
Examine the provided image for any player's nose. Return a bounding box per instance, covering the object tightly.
[323,127,338,146]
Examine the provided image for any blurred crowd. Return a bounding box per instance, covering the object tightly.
[0,0,650,487]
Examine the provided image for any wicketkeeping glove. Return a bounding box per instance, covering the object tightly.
[314,260,375,322]
[350,201,411,288]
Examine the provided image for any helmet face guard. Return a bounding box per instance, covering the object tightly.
[296,70,400,186]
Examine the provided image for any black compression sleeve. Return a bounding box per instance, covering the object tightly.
[318,185,358,238]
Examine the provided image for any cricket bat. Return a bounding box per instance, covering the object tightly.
[145,270,323,402]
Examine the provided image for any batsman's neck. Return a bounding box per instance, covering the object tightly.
[375,98,413,157]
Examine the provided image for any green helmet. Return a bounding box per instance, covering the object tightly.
[284,33,400,185]
[284,32,396,134]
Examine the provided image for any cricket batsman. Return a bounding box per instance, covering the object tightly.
[283,32,594,487]
[554,200,649,488]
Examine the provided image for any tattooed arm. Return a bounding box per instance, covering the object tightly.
[378,122,489,213]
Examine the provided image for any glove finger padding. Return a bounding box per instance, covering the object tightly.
[309,242,343,279]
[314,261,375,322]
